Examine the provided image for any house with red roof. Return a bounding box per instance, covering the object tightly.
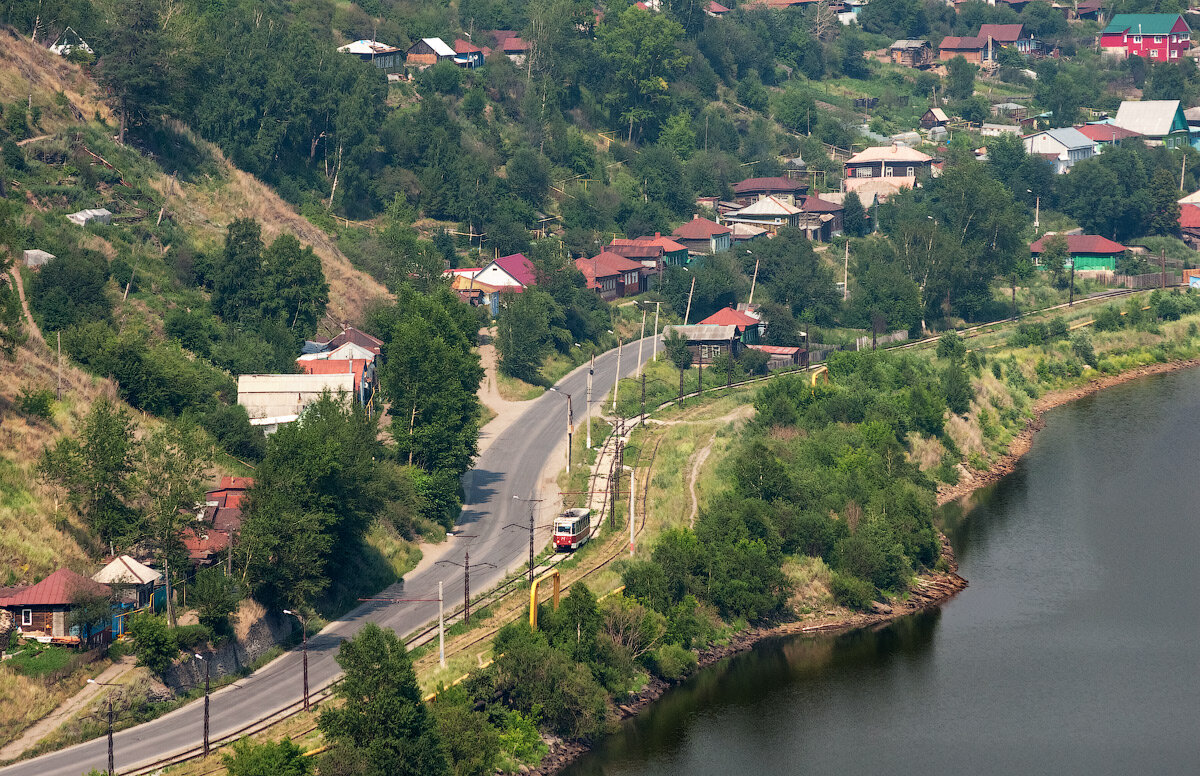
[1030,234,1128,271]
[698,307,765,344]
[1074,123,1142,148]
[303,326,383,357]
[453,39,485,68]
[1179,205,1200,248]
[672,215,733,255]
[938,36,985,64]
[977,23,1039,56]
[475,253,536,289]
[576,252,645,300]
[0,569,112,644]
[706,0,730,16]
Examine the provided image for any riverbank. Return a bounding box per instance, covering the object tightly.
[537,354,1200,776]
[533,535,969,775]
[935,356,1200,507]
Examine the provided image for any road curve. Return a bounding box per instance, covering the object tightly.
[1,335,659,776]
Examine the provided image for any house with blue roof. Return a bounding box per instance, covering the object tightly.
[1022,127,1096,174]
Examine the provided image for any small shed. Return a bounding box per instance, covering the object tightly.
[919,108,949,130]
[747,344,808,369]
[663,324,741,364]
[66,208,112,227]
[22,249,55,268]
[889,40,933,68]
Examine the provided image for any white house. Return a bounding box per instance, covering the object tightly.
[1022,127,1096,174]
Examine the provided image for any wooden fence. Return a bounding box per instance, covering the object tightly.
[1103,272,1182,289]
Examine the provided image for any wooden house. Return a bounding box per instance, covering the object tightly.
[1099,14,1191,61]
[938,36,985,64]
[672,216,733,255]
[1030,234,1127,271]
[747,344,807,369]
[92,556,162,637]
[0,569,112,645]
[732,176,809,206]
[337,39,403,71]
[576,252,645,300]
[889,40,933,68]
[662,324,741,364]
[843,144,934,181]
[698,307,764,345]
[919,107,949,130]
[406,37,458,67]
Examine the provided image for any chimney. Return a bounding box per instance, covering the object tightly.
[655,232,661,238]
[693,214,699,220]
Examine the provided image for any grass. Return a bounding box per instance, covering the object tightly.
[0,653,113,753]
[496,371,544,401]
[3,643,75,677]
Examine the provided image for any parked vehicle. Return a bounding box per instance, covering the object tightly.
[553,508,592,551]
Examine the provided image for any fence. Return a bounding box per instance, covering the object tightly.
[855,329,911,350]
[1104,272,1182,289]
[41,644,106,685]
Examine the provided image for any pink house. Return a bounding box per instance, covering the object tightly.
[1100,14,1190,61]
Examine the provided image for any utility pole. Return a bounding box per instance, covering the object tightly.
[698,352,703,396]
[611,338,622,411]
[56,331,62,400]
[1161,249,1167,289]
[196,654,211,758]
[408,404,417,466]
[636,309,646,376]
[1069,258,1076,306]
[283,610,309,710]
[748,259,760,307]
[106,695,114,774]
[684,275,696,324]
[611,439,621,528]
[438,581,445,668]
[436,547,493,625]
[652,302,660,362]
[507,496,543,585]
[843,242,849,301]
[628,464,635,555]
[586,354,593,448]
[640,371,646,426]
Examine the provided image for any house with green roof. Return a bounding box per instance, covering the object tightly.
[1100,14,1190,61]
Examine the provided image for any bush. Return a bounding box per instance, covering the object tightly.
[1070,332,1098,368]
[172,623,213,651]
[936,331,965,361]
[127,613,179,675]
[649,643,697,680]
[830,572,875,611]
[17,388,55,419]
[222,737,313,776]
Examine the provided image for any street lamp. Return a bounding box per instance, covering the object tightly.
[87,679,121,775]
[282,609,309,711]
[1027,189,1040,234]
[547,387,573,470]
[193,653,211,757]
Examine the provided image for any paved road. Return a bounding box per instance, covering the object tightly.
[1,336,659,776]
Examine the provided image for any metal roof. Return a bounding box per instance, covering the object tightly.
[1113,100,1185,138]
[0,568,110,607]
[1025,126,1096,151]
[92,555,161,586]
[664,324,738,340]
[1103,13,1188,36]
[846,144,933,164]
[421,37,457,57]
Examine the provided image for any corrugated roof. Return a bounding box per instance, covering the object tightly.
[1029,235,1127,254]
[92,555,161,586]
[730,195,802,217]
[1103,14,1187,37]
[1180,204,1200,229]
[491,253,537,286]
[699,307,759,330]
[1074,123,1142,142]
[890,39,929,49]
[237,373,355,394]
[454,39,483,54]
[748,344,803,355]
[1113,100,1185,138]
[846,144,933,164]
[978,23,1025,42]
[338,40,401,55]
[664,324,738,340]
[421,37,457,57]
[940,36,984,50]
[0,568,110,607]
[707,1,730,11]
[733,177,806,194]
[575,252,644,284]
[672,216,731,239]
[801,194,843,213]
[1025,126,1096,151]
[297,358,370,393]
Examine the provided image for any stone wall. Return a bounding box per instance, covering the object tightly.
[160,604,293,693]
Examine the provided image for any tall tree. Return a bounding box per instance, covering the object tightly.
[946,56,976,101]
[40,397,139,547]
[318,623,449,776]
[136,422,212,626]
[96,0,174,143]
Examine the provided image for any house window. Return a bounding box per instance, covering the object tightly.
[884,165,894,177]
[1155,36,1162,43]
[22,609,32,626]
[1132,36,1141,43]
[1171,50,1179,58]
[701,344,723,360]
[906,166,915,176]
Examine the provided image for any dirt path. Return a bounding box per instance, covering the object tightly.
[686,444,712,529]
[8,268,44,346]
[0,656,136,762]
[16,134,53,146]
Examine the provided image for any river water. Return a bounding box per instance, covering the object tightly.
[564,367,1200,775]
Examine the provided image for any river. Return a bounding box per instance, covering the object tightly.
[564,367,1200,775]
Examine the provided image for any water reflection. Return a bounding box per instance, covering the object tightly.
[565,367,1200,776]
